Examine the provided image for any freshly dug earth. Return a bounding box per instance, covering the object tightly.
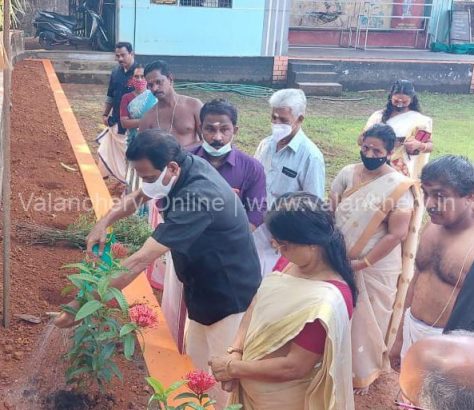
[0,61,148,409]
[64,83,401,410]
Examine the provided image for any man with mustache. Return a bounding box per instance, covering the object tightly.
[191,99,266,231]
[139,60,203,150]
[389,155,474,371]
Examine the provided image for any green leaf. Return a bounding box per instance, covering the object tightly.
[146,377,165,395]
[109,362,123,382]
[100,367,113,383]
[119,323,138,337]
[174,392,198,401]
[63,263,94,274]
[68,273,99,285]
[148,392,168,407]
[223,405,243,410]
[60,284,76,297]
[60,304,78,316]
[72,325,88,344]
[99,342,116,362]
[65,366,89,381]
[148,393,161,408]
[165,380,188,394]
[123,333,135,360]
[68,276,86,289]
[75,300,104,321]
[107,287,129,312]
[203,399,216,408]
[186,403,205,410]
[95,331,117,341]
[97,277,110,300]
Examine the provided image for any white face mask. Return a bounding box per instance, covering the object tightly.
[141,166,176,199]
[202,140,233,157]
[271,123,293,143]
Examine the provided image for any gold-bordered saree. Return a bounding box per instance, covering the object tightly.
[365,109,433,178]
[229,272,355,410]
[335,170,422,389]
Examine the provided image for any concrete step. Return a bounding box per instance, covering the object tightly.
[289,71,338,85]
[52,59,116,72]
[23,49,115,61]
[296,82,343,97]
[288,61,335,72]
[55,70,111,85]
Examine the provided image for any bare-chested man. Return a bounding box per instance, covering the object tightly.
[390,155,474,371]
[139,60,203,149]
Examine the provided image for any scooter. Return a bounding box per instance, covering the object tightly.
[33,1,111,51]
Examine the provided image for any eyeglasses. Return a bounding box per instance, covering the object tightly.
[394,389,428,410]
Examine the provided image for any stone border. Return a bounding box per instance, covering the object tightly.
[40,58,199,403]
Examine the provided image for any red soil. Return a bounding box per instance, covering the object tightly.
[0,60,148,409]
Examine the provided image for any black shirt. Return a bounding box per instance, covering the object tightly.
[106,62,138,134]
[153,154,262,325]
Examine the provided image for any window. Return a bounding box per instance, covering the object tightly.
[151,0,232,8]
[180,0,232,7]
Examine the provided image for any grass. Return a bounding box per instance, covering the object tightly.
[180,89,474,181]
[65,85,474,183]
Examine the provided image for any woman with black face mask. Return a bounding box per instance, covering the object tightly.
[358,80,433,178]
[330,123,422,396]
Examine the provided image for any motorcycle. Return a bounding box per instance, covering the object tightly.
[33,1,111,51]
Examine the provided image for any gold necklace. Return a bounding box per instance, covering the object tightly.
[156,96,179,133]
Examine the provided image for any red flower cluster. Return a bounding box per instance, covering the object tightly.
[111,242,129,259]
[185,370,216,395]
[129,304,158,327]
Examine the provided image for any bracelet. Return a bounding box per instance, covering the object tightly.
[225,358,234,378]
[363,256,373,267]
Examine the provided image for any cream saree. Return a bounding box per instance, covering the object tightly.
[334,169,422,389]
[365,110,433,178]
[229,272,354,410]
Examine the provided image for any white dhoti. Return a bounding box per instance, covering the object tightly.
[185,312,244,410]
[161,255,187,353]
[253,225,279,278]
[96,125,127,183]
[146,204,166,289]
[400,307,443,359]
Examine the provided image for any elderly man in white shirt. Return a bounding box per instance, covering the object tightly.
[255,88,325,205]
[253,88,326,275]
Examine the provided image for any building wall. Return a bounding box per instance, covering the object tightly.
[331,60,473,93]
[19,0,69,36]
[136,55,275,84]
[118,0,266,56]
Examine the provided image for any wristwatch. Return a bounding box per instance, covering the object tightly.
[227,346,243,355]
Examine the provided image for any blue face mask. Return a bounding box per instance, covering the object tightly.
[202,140,232,157]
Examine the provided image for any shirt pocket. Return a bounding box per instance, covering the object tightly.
[281,166,298,178]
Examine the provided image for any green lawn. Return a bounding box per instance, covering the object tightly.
[66,84,474,185]
[183,90,474,181]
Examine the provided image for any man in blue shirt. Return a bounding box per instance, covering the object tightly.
[97,42,138,184]
[102,42,138,134]
[254,88,326,275]
[255,88,325,206]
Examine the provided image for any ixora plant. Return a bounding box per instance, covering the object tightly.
[146,370,242,410]
[61,238,157,391]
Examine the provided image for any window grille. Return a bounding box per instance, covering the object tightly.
[151,0,232,8]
